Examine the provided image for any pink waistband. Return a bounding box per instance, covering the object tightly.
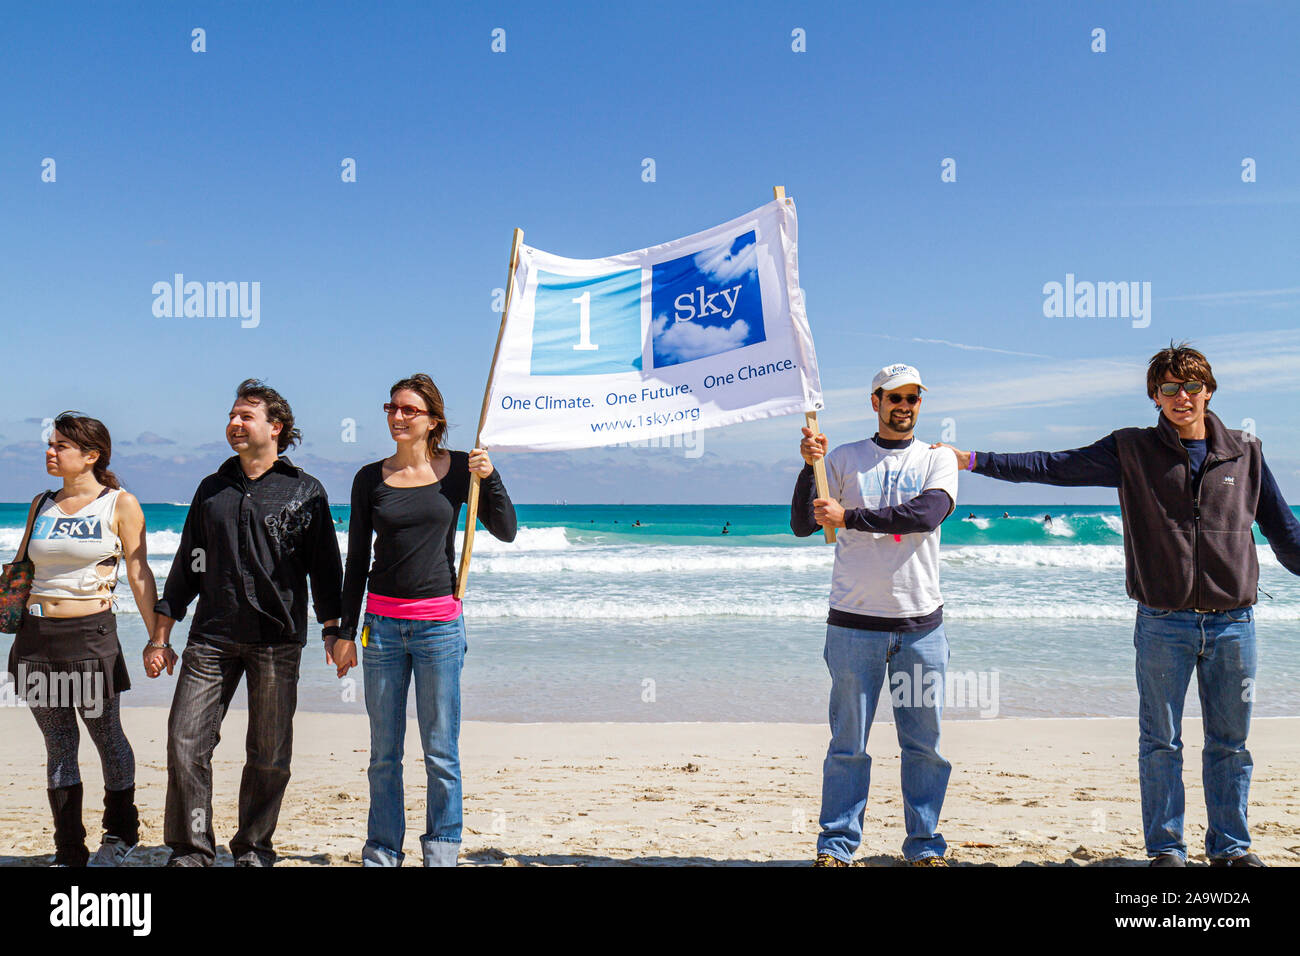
[365,591,463,622]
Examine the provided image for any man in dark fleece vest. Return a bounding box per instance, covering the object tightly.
[934,344,1300,867]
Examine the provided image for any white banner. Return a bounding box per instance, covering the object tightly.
[478,198,824,452]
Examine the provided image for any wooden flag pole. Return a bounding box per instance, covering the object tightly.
[455,226,524,599]
[773,185,835,544]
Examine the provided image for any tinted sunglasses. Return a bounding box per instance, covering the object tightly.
[383,403,430,418]
[1157,381,1205,397]
[885,393,921,405]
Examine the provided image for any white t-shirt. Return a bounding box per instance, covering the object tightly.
[824,438,959,618]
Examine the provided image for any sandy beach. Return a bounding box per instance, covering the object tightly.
[1,707,1296,866]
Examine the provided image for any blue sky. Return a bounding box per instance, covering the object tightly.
[2,1,1298,504]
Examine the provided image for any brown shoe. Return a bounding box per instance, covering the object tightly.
[909,856,948,867]
[814,853,849,867]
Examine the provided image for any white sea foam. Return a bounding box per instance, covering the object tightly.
[448,598,1300,622]
[941,545,1126,569]
[474,546,831,575]
[1101,514,1125,535]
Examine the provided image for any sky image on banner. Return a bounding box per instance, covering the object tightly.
[479,198,824,452]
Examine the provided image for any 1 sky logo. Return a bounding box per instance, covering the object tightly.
[31,515,102,540]
[529,269,643,375]
[859,467,923,503]
[651,231,765,368]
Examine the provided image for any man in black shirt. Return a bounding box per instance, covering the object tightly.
[146,380,343,867]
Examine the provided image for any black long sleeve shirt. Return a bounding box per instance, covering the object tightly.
[339,452,517,641]
[155,456,343,645]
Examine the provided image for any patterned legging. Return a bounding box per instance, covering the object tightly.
[29,694,135,791]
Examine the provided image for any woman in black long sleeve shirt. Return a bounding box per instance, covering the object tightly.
[331,373,516,868]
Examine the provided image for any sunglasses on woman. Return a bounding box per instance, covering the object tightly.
[383,403,430,418]
[1157,381,1205,397]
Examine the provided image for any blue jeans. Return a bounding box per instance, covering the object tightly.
[1133,604,1256,861]
[361,612,467,867]
[818,622,952,862]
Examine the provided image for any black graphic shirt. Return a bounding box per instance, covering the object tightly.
[156,456,343,645]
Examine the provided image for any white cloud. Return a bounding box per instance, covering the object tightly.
[986,431,1038,444]
[1160,287,1300,305]
[697,327,1300,453]
[652,313,751,364]
[692,238,757,285]
[1046,424,1104,434]
[867,333,1051,359]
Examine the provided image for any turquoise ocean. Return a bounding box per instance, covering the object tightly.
[3,502,1298,721]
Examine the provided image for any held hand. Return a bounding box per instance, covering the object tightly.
[468,448,494,479]
[143,645,177,678]
[326,637,357,678]
[800,426,828,465]
[813,497,846,529]
[929,442,972,471]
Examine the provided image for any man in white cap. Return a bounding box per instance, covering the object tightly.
[792,363,959,866]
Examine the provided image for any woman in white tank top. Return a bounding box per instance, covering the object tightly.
[6,413,160,867]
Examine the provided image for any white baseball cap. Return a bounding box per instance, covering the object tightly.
[871,363,926,394]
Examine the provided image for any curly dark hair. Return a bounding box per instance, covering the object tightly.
[235,379,302,452]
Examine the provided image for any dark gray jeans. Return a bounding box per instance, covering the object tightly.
[164,638,303,865]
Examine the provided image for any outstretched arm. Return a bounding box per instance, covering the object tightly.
[1256,456,1300,577]
[932,434,1122,488]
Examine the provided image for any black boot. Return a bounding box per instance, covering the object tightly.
[102,785,140,846]
[47,784,89,867]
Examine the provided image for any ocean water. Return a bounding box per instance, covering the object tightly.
[2,502,1298,721]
